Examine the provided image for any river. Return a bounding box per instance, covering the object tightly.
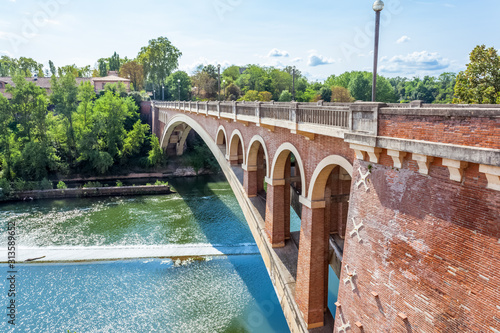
[1,174,339,332]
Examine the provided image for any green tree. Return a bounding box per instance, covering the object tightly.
[121,120,150,162]
[454,45,500,104]
[109,52,121,71]
[278,90,292,102]
[348,72,371,101]
[137,36,182,89]
[331,86,353,102]
[119,61,144,91]
[98,58,108,77]
[165,71,191,101]
[49,60,57,76]
[148,135,165,167]
[0,94,16,179]
[50,73,79,156]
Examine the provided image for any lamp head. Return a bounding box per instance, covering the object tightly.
[372,0,384,11]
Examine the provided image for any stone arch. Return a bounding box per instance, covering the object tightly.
[216,125,227,146]
[308,155,353,201]
[246,135,270,178]
[269,142,306,197]
[229,129,245,165]
[161,114,224,168]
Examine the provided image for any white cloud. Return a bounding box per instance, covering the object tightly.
[267,48,289,58]
[0,50,13,57]
[397,35,411,44]
[179,57,231,75]
[307,54,335,67]
[380,51,450,74]
[292,57,302,63]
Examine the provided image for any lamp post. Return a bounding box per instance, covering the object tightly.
[372,0,384,102]
[153,88,156,100]
[162,85,164,101]
[223,80,226,100]
[292,66,296,101]
[177,79,181,101]
[217,64,221,101]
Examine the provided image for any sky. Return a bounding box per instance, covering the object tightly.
[0,0,498,81]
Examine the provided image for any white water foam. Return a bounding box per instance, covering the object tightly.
[1,243,259,263]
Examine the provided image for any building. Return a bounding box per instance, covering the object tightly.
[0,71,131,99]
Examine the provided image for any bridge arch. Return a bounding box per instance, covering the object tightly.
[160,114,224,167]
[229,129,245,166]
[308,155,353,201]
[269,142,306,197]
[216,125,227,146]
[246,135,270,178]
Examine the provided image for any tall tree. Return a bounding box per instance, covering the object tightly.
[98,58,108,77]
[137,36,182,89]
[165,71,191,101]
[119,61,144,91]
[454,45,500,104]
[109,52,121,71]
[49,60,57,76]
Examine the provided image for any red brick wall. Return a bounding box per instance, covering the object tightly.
[337,155,500,332]
[378,114,500,149]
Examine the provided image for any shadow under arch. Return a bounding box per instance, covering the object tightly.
[269,143,306,198]
[246,135,270,179]
[216,125,228,154]
[307,155,353,201]
[229,129,245,166]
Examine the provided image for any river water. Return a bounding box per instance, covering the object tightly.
[0,174,338,332]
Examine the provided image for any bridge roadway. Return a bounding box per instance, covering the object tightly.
[148,100,500,333]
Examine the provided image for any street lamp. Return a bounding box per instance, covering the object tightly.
[372,0,384,102]
[177,79,181,101]
[223,79,226,100]
[153,88,156,100]
[292,66,296,101]
[217,64,221,101]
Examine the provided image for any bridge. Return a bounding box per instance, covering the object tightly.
[145,100,500,332]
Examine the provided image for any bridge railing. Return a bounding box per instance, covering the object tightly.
[156,101,352,130]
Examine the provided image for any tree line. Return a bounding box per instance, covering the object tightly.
[0,73,165,191]
[1,40,499,105]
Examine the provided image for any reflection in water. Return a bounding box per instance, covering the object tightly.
[0,175,289,332]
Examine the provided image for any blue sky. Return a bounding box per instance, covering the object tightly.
[0,0,498,81]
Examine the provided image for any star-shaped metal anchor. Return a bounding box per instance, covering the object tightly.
[337,313,351,333]
[350,218,364,243]
[356,167,370,192]
[343,264,357,291]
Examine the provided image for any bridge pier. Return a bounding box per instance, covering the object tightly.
[295,203,328,329]
[264,181,286,247]
[243,168,258,197]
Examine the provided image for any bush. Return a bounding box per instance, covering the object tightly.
[0,178,12,196]
[40,178,53,190]
[13,179,27,191]
[83,181,102,188]
[116,180,123,187]
[154,180,168,186]
[57,181,67,189]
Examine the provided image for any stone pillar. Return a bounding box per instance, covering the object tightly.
[296,201,327,329]
[257,148,266,193]
[244,167,258,198]
[284,155,291,240]
[265,180,286,247]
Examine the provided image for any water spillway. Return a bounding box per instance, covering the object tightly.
[0,175,290,333]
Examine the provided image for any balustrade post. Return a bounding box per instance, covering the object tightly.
[256,102,261,119]
[217,101,221,119]
[196,101,199,114]
[188,101,191,112]
[205,101,209,116]
[233,101,237,122]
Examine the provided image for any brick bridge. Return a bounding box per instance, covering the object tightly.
[145,100,500,332]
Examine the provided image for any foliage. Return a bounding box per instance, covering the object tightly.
[83,181,103,188]
[454,45,500,104]
[137,36,182,88]
[148,135,165,167]
[57,181,67,189]
[116,180,123,187]
[0,178,11,196]
[40,178,53,190]
[154,179,168,186]
[119,61,144,91]
[165,71,191,101]
[278,90,292,102]
[331,86,354,102]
